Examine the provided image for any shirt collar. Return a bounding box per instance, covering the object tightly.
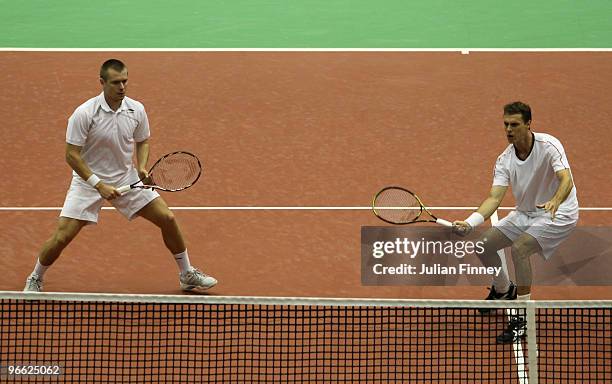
[98,92,128,113]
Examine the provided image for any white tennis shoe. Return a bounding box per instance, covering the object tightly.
[23,274,43,292]
[179,267,217,292]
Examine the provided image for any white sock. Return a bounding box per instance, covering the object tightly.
[492,262,511,293]
[492,272,511,294]
[32,259,49,279]
[174,250,192,274]
[517,293,531,301]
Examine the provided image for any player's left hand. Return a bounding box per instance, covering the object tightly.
[537,199,560,220]
[137,168,153,187]
[137,168,148,180]
[452,221,472,237]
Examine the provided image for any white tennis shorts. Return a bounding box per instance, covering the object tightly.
[494,210,578,260]
[60,174,160,224]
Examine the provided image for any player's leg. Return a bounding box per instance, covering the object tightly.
[24,217,88,292]
[510,233,542,296]
[496,212,577,344]
[137,197,185,253]
[476,227,517,312]
[478,227,514,289]
[39,217,88,265]
[496,234,541,344]
[113,188,185,254]
[24,178,103,292]
[517,211,577,295]
[136,197,217,292]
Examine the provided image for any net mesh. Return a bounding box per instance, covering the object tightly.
[1,294,610,383]
[373,188,421,223]
[537,307,611,383]
[149,152,201,191]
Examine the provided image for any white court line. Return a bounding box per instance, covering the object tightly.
[0,206,611,211]
[1,48,611,52]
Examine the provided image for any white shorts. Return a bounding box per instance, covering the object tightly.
[60,174,160,224]
[494,210,578,260]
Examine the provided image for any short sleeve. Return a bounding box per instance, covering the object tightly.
[65,108,90,146]
[134,107,151,142]
[492,154,510,186]
[545,140,570,173]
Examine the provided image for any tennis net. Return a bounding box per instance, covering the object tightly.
[0,292,610,383]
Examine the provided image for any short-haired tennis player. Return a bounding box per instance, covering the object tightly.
[453,101,578,343]
[23,59,217,293]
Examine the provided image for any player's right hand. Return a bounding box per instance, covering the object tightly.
[95,183,122,200]
[452,221,473,237]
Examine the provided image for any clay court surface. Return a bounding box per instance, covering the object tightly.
[0,51,611,299]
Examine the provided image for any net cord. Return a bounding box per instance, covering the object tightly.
[1,291,610,309]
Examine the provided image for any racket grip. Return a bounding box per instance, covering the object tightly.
[436,218,453,227]
[117,185,132,194]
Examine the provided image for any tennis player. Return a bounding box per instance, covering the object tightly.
[453,101,578,343]
[23,59,217,293]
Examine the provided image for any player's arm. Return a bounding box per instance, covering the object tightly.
[536,169,573,219]
[472,185,508,220]
[135,139,150,180]
[65,143,120,200]
[453,185,508,235]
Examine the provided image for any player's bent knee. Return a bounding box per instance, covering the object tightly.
[479,239,496,254]
[479,236,503,256]
[166,211,176,224]
[158,210,176,227]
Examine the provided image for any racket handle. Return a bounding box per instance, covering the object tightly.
[117,185,132,194]
[436,218,453,227]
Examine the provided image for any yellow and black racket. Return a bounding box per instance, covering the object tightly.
[372,186,453,226]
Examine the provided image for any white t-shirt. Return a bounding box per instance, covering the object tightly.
[493,132,579,216]
[66,93,150,185]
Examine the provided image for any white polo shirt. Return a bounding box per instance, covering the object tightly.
[66,93,150,185]
[493,132,579,216]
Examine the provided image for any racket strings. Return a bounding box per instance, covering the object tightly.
[150,153,201,191]
[374,188,422,223]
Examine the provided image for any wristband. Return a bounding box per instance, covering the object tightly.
[465,212,485,228]
[86,174,101,188]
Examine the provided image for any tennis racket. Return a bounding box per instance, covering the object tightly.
[372,186,452,226]
[117,151,202,194]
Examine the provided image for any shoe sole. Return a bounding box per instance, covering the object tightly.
[180,280,218,292]
[23,279,43,292]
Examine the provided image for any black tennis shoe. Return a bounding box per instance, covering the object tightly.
[496,316,527,344]
[478,282,517,314]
